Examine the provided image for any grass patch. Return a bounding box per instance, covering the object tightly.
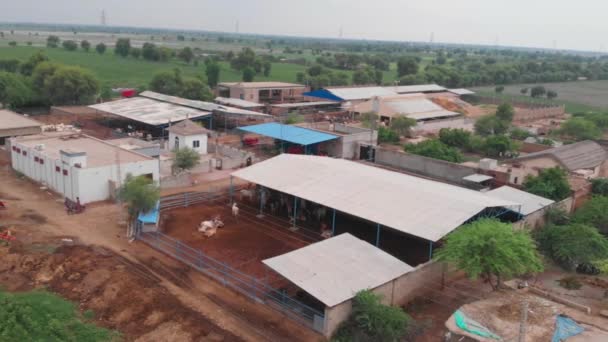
[0,290,119,341]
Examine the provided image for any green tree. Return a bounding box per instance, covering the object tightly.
[149,69,182,95]
[483,135,518,157]
[114,38,131,57]
[0,72,34,108]
[404,139,464,163]
[572,196,608,235]
[510,127,531,140]
[558,118,601,141]
[118,174,159,235]
[536,223,608,270]
[205,60,220,87]
[180,78,213,101]
[263,61,272,77]
[396,56,418,77]
[231,47,256,71]
[495,103,514,122]
[523,167,571,201]
[474,115,509,136]
[130,47,141,59]
[530,85,546,98]
[8,41,17,47]
[80,40,91,52]
[591,178,608,196]
[46,35,60,48]
[62,40,78,51]
[31,61,59,90]
[435,218,543,290]
[495,85,505,93]
[43,66,100,105]
[178,47,194,64]
[547,90,558,99]
[439,128,471,148]
[172,147,201,175]
[378,126,400,144]
[19,51,48,76]
[242,67,255,82]
[0,59,20,73]
[389,117,417,138]
[95,42,106,54]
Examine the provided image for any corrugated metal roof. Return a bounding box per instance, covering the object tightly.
[218,82,306,89]
[323,87,397,101]
[90,97,211,126]
[263,233,413,307]
[232,154,518,241]
[387,84,447,94]
[511,140,607,171]
[486,186,554,216]
[140,91,271,117]
[238,123,338,146]
[351,95,460,121]
[0,110,42,130]
[448,88,475,96]
[462,174,494,183]
[272,101,340,108]
[214,97,265,108]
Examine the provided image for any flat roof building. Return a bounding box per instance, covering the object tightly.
[0,110,42,145]
[217,82,309,104]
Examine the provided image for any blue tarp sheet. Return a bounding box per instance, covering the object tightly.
[137,201,160,224]
[552,315,584,342]
[238,122,339,146]
[302,89,344,102]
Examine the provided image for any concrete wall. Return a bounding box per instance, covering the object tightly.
[513,105,565,122]
[513,197,575,230]
[168,132,208,154]
[0,126,42,141]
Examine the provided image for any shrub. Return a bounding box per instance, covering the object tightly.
[438,128,471,148]
[523,167,571,201]
[404,139,464,163]
[591,178,608,196]
[378,126,400,144]
[571,196,608,235]
[536,223,608,270]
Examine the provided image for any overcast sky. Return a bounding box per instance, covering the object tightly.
[1,0,607,51]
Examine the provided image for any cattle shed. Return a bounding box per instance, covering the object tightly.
[238,122,339,155]
[0,109,42,145]
[263,233,414,337]
[231,154,520,265]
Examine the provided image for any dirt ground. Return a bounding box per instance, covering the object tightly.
[161,201,310,282]
[32,110,117,140]
[0,150,323,342]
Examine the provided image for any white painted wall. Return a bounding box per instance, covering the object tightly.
[168,131,208,154]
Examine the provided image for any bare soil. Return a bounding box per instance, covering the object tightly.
[33,110,115,139]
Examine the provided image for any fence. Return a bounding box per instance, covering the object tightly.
[138,191,326,332]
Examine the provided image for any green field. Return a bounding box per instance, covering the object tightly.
[0,290,118,341]
[473,81,608,113]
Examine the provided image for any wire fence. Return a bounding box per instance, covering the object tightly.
[137,192,326,332]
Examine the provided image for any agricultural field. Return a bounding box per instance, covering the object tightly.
[473,80,608,112]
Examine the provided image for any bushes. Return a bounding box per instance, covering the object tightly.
[333,290,411,342]
[571,196,608,235]
[378,126,400,144]
[591,178,608,196]
[536,223,608,270]
[438,128,471,149]
[523,167,571,201]
[404,139,464,163]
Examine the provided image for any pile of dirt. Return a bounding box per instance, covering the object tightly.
[0,243,242,342]
[431,97,467,114]
[496,296,555,325]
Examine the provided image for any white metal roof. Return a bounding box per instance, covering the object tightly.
[272,101,339,108]
[462,174,494,183]
[232,155,518,241]
[90,98,210,126]
[141,91,271,117]
[485,186,554,216]
[448,88,475,96]
[325,87,397,101]
[263,233,413,307]
[386,84,447,94]
[0,110,42,130]
[214,97,265,108]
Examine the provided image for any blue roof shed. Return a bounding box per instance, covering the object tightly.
[238,122,338,146]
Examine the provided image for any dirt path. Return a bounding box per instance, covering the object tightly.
[0,154,323,342]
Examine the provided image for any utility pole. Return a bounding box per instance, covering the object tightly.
[518,300,529,342]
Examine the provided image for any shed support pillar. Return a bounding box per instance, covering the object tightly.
[291,196,298,231]
[332,209,336,236]
[376,224,381,247]
[229,176,234,205]
[257,186,265,218]
[429,241,433,261]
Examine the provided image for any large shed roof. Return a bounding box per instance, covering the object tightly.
[0,110,42,131]
[486,186,554,216]
[218,82,306,89]
[238,123,338,146]
[351,94,460,121]
[232,154,518,241]
[140,91,269,117]
[263,233,413,307]
[510,140,607,171]
[387,84,447,94]
[214,97,265,108]
[90,97,210,126]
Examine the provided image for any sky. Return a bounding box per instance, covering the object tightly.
[1,0,607,52]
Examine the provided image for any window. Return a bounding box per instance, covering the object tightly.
[22,150,27,156]
[11,146,16,151]
[39,159,44,165]
[34,156,39,162]
[15,148,20,153]
[55,166,60,172]
[63,169,68,176]
[192,140,200,148]
[514,177,519,184]
[174,136,179,150]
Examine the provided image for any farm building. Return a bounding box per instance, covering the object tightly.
[269,101,342,116]
[0,109,42,145]
[485,186,555,229]
[303,84,448,104]
[166,119,211,154]
[217,82,309,104]
[214,97,265,110]
[351,94,461,124]
[263,233,415,336]
[230,154,521,266]
[10,132,159,204]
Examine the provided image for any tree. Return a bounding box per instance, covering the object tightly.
[205,61,220,87]
[591,178,608,196]
[180,78,213,101]
[404,139,464,163]
[396,56,418,77]
[177,35,185,41]
[520,87,528,95]
[359,112,378,129]
[141,42,160,61]
[130,47,141,59]
[95,42,106,55]
[389,117,417,138]
[377,126,400,144]
[114,38,131,57]
[231,47,256,71]
[8,41,17,47]
[149,70,182,96]
[172,147,201,175]
[62,40,78,51]
[510,127,531,140]
[0,59,20,73]
[19,51,48,76]
[530,85,546,98]
[547,90,558,99]
[474,115,509,136]
[0,72,35,108]
[483,135,518,157]
[572,196,608,235]
[495,85,504,93]
[80,40,90,52]
[31,61,59,90]
[46,35,60,48]
[43,66,100,105]
[558,117,601,141]
[118,174,160,236]
[178,47,194,64]
[536,223,608,270]
[439,128,471,148]
[523,167,571,201]
[435,218,543,290]
[242,67,255,82]
[263,61,272,77]
[495,103,514,122]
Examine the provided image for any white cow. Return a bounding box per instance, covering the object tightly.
[232,203,240,220]
[198,216,224,234]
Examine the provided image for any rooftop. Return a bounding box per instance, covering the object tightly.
[271,101,340,108]
[486,186,554,216]
[232,154,518,242]
[448,88,476,96]
[214,97,265,108]
[14,133,153,168]
[218,82,306,89]
[0,110,42,130]
[263,233,413,307]
[387,84,447,94]
[351,94,460,121]
[510,140,607,171]
[139,91,270,117]
[238,123,338,146]
[303,84,447,102]
[166,119,210,136]
[90,97,210,126]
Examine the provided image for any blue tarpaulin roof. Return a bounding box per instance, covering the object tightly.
[138,201,160,224]
[238,123,338,146]
[302,89,344,102]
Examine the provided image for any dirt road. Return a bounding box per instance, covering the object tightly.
[0,151,322,342]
